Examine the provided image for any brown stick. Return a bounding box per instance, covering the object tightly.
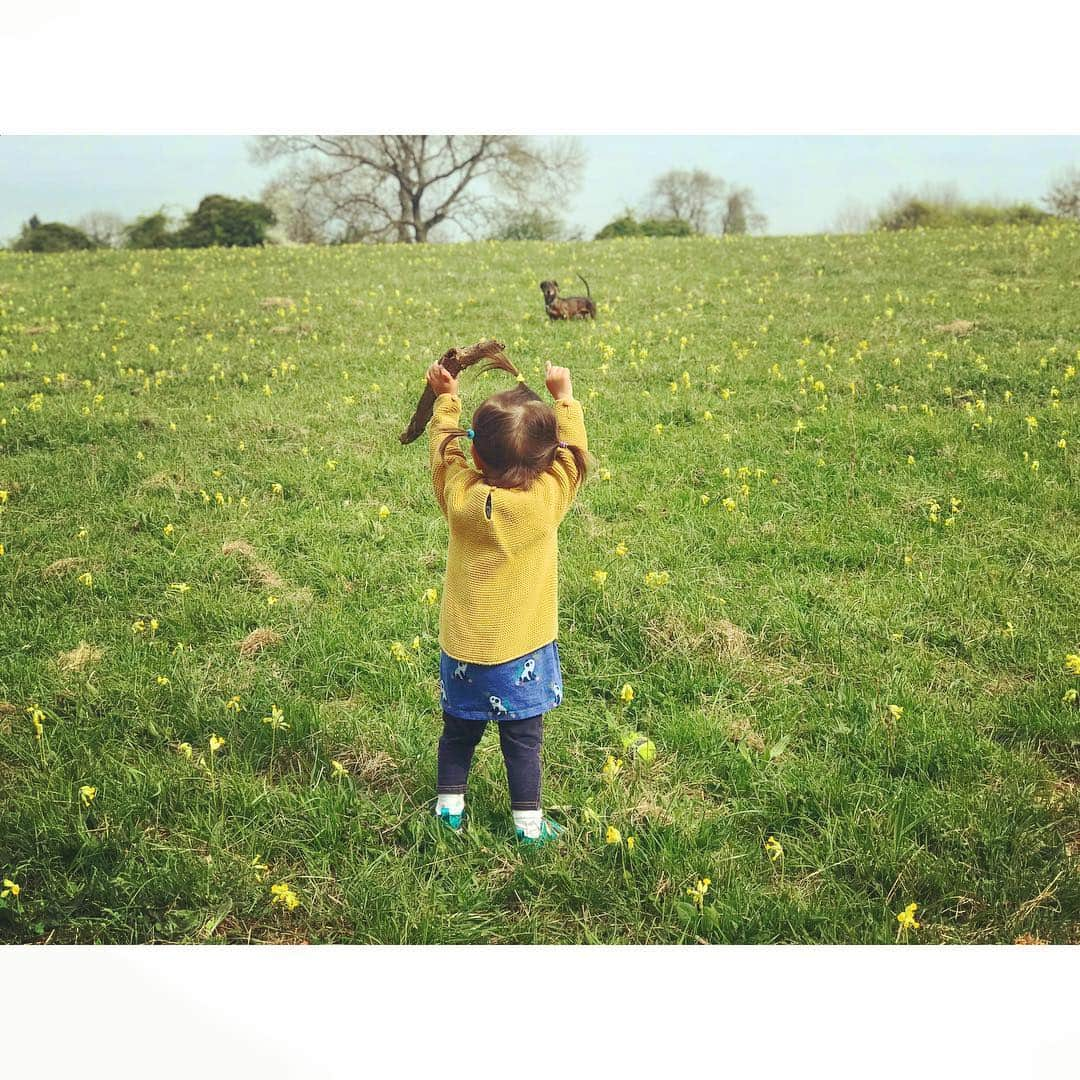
[398,339,509,444]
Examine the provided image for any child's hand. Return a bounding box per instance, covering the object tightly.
[426,363,458,397]
[545,361,573,401]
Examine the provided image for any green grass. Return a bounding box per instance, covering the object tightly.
[0,227,1077,943]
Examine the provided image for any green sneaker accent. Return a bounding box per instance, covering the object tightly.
[516,817,564,845]
[436,807,463,832]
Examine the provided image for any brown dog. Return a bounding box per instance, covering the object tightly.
[540,275,596,320]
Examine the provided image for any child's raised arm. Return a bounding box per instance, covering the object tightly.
[542,361,589,516]
[427,363,468,517]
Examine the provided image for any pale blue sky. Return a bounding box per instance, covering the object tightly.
[2,134,1078,243]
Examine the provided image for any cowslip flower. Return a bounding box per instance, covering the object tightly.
[687,878,711,910]
[78,572,94,588]
[592,569,608,587]
[79,785,97,808]
[378,505,390,520]
[1065,654,1080,676]
[177,742,193,759]
[269,882,300,911]
[605,825,622,845]
[1,879,19,898]
[163,523,175,538]
[896,903,920,931]
[390,641,409,662]
[209,734,226,755]
[887,704,904,721]
[722,497,737,512]
[764,836,784,861]
[224,696,241,712]
[331,759,347,779]
[421,588,438,605]
[626,836,636,852]
[644,570,670,588]
[614,542,628,558]
[251,855,269,879]
[168,582,191,593]
[27,705,45,741]
[620,683,635,704]
[602,755,623,781]
[262,705,289,731]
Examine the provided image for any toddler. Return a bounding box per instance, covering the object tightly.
[426,355,588,843]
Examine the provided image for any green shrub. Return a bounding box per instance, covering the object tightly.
[123,213,174,250]
[595,213,693,239]
[171,195,276,248]
[11,220,97,253]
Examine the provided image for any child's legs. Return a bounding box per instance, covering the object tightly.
[497,714,544,811]
[437,713,487,795]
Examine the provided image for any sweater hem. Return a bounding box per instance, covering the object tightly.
[438,634,559,668]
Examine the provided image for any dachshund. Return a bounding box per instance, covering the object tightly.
[540,275,596,320]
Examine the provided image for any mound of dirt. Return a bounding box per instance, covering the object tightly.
[58,642,103,673]
[238,628,283,658]
[934,319,975,335]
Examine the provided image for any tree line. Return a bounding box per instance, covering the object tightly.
[7,134,1080,252]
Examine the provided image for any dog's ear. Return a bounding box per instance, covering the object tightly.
[552,281,558,289]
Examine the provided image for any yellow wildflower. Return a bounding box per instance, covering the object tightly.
[209,734,225,754]
[764,836,784,861]
[178,742,193,759]
[896,903,920,931]
[390,641,409,662]
[614,542,628,558]
[605,825,622,845]
[1064,654,1080,676]
[269,883,300,911]
[331,759,347,779]
[224,696,241,712]
[78,572,94,588]
[378,504,390,520]
[602,755,623,781]
[687,878,711,910]
[1,879,19,898]
[620,683,635,704]
[626,836,636,852]
[79,785,97,807]
[262,705,289,731]
[422,588,438,605]
[592,569,608,586]
[163,523,174,537]
[887,704,904,721]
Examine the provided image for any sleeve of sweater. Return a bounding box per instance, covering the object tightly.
[538,397,588,520]
[429,393,468,517]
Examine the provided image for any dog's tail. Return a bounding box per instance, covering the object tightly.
[577,273,591,298]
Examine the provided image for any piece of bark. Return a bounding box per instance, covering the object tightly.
[399,339,508,444]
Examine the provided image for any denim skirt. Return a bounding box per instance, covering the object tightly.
[439,641,563,721]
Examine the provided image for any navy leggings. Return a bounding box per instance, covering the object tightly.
[437,712,543,811]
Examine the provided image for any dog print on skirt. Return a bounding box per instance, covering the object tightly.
[439,641,563,721]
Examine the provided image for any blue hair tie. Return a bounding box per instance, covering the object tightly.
[466,428,475,440]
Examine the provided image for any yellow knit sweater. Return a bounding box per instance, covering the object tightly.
[429,392,588,665]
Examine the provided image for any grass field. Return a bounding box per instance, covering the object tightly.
[1,227,1078,944]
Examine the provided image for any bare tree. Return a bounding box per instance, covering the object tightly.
[251,136,584,244]
[77,211,127,248]
[830,198,872,234]
[1043,165,1080,220]
[645,169,727,233]
[721,187,767,235]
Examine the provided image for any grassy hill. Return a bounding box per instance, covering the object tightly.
[1,228,1077,943]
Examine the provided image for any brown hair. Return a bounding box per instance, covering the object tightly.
[439,355,590,491]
